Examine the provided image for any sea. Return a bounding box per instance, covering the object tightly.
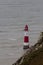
[0,0,43,65]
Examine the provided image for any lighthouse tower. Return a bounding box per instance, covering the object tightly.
[23,25,29,49]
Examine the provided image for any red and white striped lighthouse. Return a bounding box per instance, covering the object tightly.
[23,25,29,49]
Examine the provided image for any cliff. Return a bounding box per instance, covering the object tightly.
[12,32,43,65]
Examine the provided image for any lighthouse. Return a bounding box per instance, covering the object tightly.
[23,25,29,49]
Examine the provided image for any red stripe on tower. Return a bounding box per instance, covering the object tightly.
[23,25,29,49]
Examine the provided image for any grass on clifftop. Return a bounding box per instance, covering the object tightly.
[20,47,43,65]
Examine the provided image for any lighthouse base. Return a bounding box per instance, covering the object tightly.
[23,45,29,49]
[23,43,29,49]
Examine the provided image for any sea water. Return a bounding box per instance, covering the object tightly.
[0,0,43,65]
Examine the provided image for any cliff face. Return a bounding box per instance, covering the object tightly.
[28,48,43,65]
[12,32,43,65]
[20,45,43,65]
